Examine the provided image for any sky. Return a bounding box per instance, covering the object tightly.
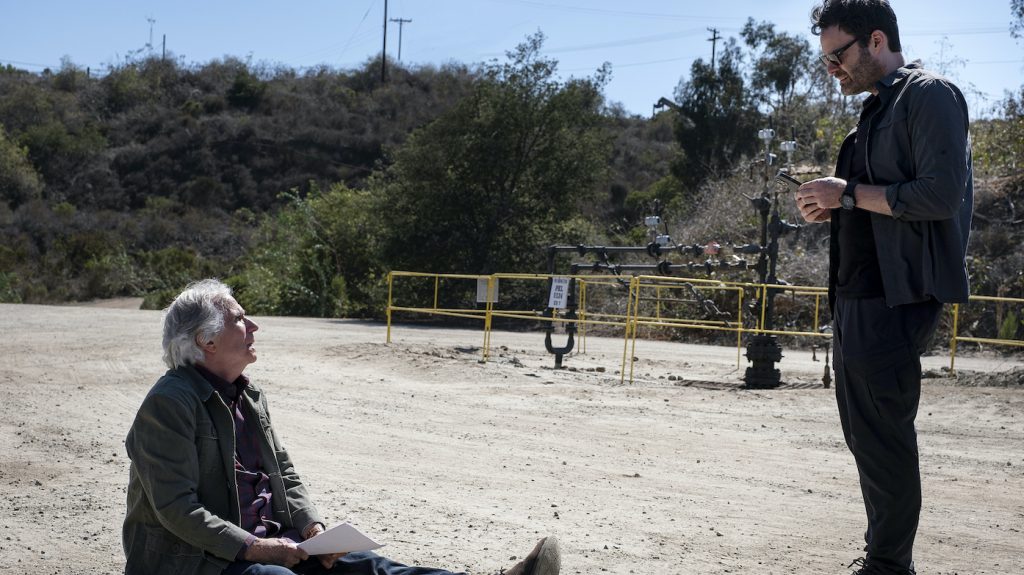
[1,0,1021,121]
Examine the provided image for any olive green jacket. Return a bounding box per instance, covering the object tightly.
[123,366,322,575]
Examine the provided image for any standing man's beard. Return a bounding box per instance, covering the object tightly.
[839,45,888,96]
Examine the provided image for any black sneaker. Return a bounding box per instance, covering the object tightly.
[846,557,883,574]
[846,557,916,575]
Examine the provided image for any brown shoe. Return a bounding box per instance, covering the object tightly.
[502,536,560,575]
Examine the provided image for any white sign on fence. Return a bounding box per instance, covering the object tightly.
[548,277,570,309]
[476,278,499,303]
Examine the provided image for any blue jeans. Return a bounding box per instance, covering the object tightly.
[224,551,465,575]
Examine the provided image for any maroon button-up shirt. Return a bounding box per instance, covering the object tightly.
[194,366,280,553]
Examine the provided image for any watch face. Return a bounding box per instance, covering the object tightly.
[842,194,855,210]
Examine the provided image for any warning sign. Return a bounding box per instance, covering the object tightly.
[476,278,498,303]
[548,277,570,309]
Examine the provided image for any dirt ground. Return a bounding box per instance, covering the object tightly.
[0,302,1022,575]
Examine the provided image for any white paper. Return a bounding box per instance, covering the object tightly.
[297,523,384,555]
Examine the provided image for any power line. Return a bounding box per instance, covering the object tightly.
[482,0,739,22]
[0,57,55,69]
[516,28,709,56]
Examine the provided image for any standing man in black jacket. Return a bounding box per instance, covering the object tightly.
[794,1,973,574]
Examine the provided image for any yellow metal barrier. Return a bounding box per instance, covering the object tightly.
[387,271,832,376]
[386,271,1021,381]
[949,294,1024,372]
[619,276,830,383]
[386,271,621,362]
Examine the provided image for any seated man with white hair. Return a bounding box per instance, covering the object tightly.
[123,278,560,575]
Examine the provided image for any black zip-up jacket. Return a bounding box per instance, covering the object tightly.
[829,61,973,310]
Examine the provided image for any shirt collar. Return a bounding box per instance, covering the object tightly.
[875,59,922,93]
[193,364,249,403]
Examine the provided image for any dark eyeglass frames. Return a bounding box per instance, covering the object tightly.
[819,36,860,66]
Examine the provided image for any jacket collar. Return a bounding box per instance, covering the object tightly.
[176,364,216,401]
[876,59,922,91]
[174,364,263,408]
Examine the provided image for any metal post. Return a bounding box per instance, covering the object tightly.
[381,0,388,83]
[386,272,394,343]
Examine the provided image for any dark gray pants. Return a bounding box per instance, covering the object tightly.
[225,551,465,575]
[833,296,943,574]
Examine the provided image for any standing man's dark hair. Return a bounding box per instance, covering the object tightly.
[794,1,973,574]
[811,0,902,52]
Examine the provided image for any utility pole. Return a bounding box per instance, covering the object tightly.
[707,27,721,69]
[147,17,156,50]
[389,17,412,61]
[381,0,388,83]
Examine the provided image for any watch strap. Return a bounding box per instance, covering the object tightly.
[842,180,857,210]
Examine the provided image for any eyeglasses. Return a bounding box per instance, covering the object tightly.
[819,37,860,66]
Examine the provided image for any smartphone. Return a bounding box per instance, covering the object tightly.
[775,171,803,192]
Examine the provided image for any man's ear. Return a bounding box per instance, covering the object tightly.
[197,334,216,354]
[870,30,887,53]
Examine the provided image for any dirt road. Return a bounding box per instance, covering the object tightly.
[0,303,1021,574]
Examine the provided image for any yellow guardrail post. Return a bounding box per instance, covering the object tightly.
[736,287,744,368]
[386,271,394,344]
[482,275,494,363]
[949,303,960,373]
[947,295,1024,371]
[628,277,644,384]
[620,276,637,384]
[813,293,822,333]
[758,284,768,333]
[581,280,588,354]
[433,275,440,310]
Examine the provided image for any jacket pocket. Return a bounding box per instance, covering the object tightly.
[142,527,205,575]
[869,109,912,180]
[195,420,222,478]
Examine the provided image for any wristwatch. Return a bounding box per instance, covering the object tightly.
[841,180,857,210]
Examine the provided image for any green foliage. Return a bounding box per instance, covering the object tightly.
[671,39,761,190]
[0,271,21,303]
[0,21,1020,327]
[227,69,267,110]
[0,55,475,213]
[236,184,385,317]
[999,311,1020,341]
[602,109,680,232]
[972,87,1024,177]
[1012,0,1024,39]
[0,123,43,208]
[380,32,612,281]
[741,19,814,113]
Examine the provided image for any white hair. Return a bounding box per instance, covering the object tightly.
[161,279,234,369]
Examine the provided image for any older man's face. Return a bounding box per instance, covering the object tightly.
[208,296,259,377]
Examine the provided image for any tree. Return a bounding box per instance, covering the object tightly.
[0,124,43,208]
[740,19,841,166]
[379,32,612,277]
[1012,0,1024,39]
[741,19,814,114]
[234,183,384,317]
[671,39,761,190]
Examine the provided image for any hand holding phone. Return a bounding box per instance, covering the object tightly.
[775,171,803,192]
